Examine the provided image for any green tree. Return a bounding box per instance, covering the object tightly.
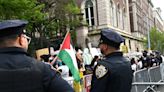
[0,0,45,21]
[38,0,80,46]
[0,0,47,55]
[0,0,81,55]
[144,27,164,54]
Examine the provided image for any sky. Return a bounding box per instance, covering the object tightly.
[152,0,164,20]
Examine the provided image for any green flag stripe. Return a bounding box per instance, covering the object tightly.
[58,50,80,82]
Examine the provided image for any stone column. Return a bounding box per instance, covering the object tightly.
[76,25,88,49]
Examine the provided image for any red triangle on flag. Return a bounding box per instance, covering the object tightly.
[61,32,70,50]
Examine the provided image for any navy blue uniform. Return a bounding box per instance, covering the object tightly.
[91,52,133,92]
[0,47,74,92]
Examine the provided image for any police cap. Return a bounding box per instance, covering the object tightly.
[0,20,28,38]
[99,29,125,48]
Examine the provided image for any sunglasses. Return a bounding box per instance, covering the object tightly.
[23,34,31,44]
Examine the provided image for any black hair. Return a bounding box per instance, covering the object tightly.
[90,55,99,67]
[0,34,18,46]
[130,58,135,65]
[75,46,82,52]
[40,54,51,62]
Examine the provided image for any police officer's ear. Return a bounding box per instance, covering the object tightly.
[18,34,29,49]
[18,34,25,45]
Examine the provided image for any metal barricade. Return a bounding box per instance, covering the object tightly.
[132,65,164,92]
[160,63,164,81]
[132,68,150,92]
[147,66,162,91]
[148,66,161,82]
[134,68,150,82]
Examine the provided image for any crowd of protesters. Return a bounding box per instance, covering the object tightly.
[40,46,164,76]
[40,47,99,76]
[39,45,163,91]
[129,50,163,73]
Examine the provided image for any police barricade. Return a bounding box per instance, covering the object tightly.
[148,66,161,82]
[148,66,163,91]
[132,68,150,92]
[132,65,164,92]
[160,63,164,81]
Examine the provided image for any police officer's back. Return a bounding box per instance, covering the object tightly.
[0,20,74,92]
[90,29,133,92]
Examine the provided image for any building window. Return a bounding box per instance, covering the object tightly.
[129,40,131,50]
[120,10,122,29]
[110,0,114,26]
[85,0,95,26]
[122,8,126,30]
[116,4,120,27]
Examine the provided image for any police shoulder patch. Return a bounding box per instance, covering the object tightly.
[95,65,108,79]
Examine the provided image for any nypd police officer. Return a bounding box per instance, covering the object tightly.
[0,20,74,92]
[91,29,133,92]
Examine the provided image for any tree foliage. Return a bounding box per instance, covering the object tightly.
[0,0,81,55]
[43,0,80,33]
[144,27,164,54]
[39,0,80,46]
[0,0,47,55]
[0,0,45,22]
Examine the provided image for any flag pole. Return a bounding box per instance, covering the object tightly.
[50,31,70,65]
[59,31,70,51]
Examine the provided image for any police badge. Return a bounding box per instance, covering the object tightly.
[95,65,108,79]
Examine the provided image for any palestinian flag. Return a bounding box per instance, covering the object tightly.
[58,32,80,82]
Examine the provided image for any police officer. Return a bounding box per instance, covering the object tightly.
[0,20,74,92]
[90,29,133,92]
[140,50,151,68]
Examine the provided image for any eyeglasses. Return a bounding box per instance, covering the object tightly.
[23,35,31,44]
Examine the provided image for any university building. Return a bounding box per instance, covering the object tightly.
[75,0,163,53]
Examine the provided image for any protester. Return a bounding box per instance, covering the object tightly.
[75,47,85,74]
[155,51,163,65]
[82,48,92,65]
[40,54,51,63]
[0,20,74,92]
[140,50,151,68]
[137,58,143,70]
[90,29,133,92]
[130,58,137,73]
[150,53,157,67]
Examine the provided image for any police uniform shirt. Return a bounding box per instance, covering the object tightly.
[91,29,133,92]
[0,47,74,92]
[0,20,74,92]
[91,52,133,92]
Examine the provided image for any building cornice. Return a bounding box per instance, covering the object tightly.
[88,26,143,42]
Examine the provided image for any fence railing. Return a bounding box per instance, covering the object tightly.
[131,64,164,92]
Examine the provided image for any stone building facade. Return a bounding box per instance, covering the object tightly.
[153,8,164,32]
[129,0,155,51]
[76,0,164,53]
[76,0,138,53]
